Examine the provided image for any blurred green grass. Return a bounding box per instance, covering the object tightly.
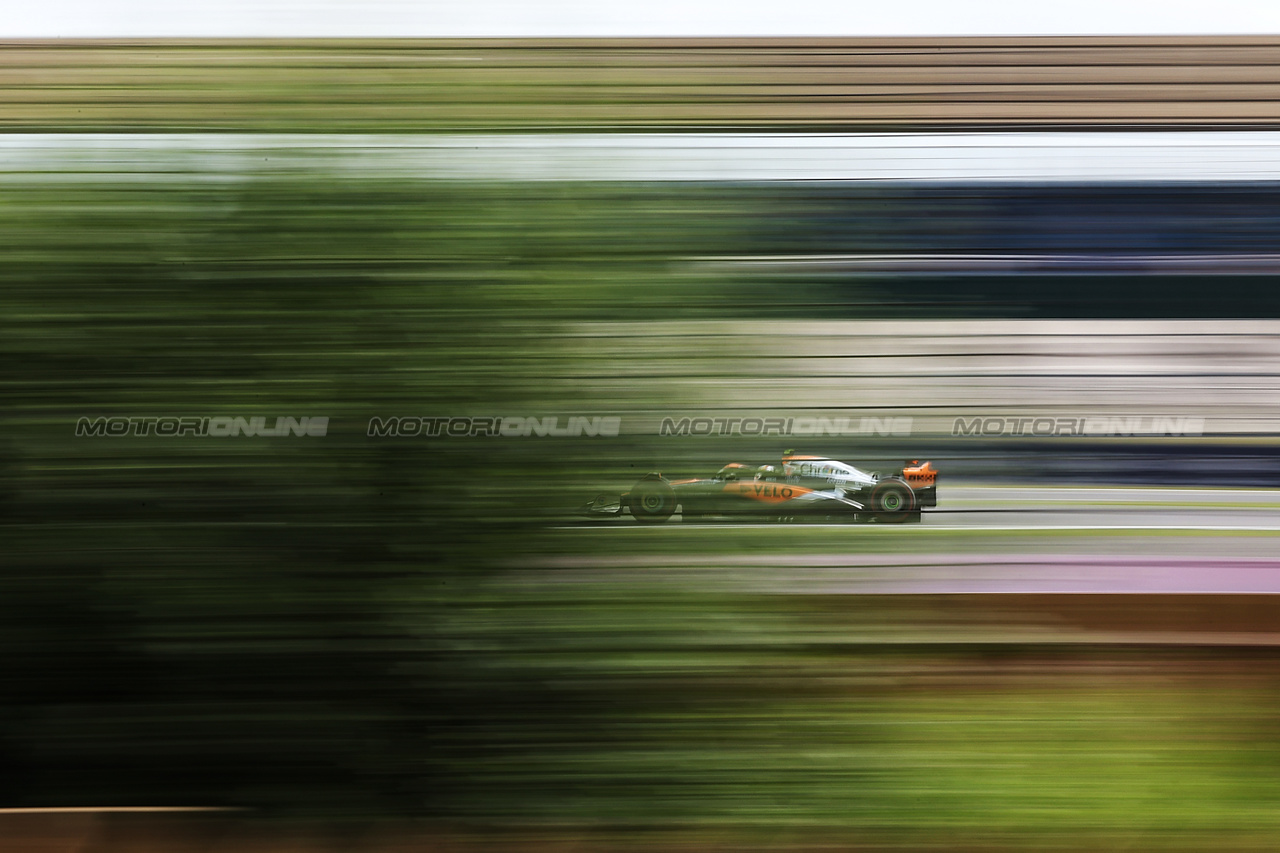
[433,584,1280,848]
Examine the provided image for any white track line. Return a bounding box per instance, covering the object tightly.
[556,524,1280,532]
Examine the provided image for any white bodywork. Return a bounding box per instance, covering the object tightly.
[782,458,878,489]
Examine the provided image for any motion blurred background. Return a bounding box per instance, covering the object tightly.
[7,31,1280,852]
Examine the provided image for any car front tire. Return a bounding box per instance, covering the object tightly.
[630,475,676,524]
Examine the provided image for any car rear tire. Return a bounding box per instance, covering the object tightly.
[630,476,676,524]
[871,479,916,523]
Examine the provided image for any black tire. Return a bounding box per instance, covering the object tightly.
[630,476,676,524]
[871,479,916,523]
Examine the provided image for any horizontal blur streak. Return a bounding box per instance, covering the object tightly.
[566,319,1280,433]
[539,551,1280,595]
[5,37,1280,131]
[705,253,1280,274]
[9,131,1280,182]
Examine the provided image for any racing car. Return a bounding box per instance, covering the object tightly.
[581,451,937,523]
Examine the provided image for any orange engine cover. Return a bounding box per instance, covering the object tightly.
[902,460,936,487]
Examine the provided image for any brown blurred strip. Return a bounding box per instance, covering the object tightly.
[883,594,1280,645]
[4,37,1280,131]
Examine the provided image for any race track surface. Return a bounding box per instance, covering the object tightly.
[554,484,1280,595]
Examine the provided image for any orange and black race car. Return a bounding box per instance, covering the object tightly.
[581,452,937,524]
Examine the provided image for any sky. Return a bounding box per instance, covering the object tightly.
[8,0,1280,38]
